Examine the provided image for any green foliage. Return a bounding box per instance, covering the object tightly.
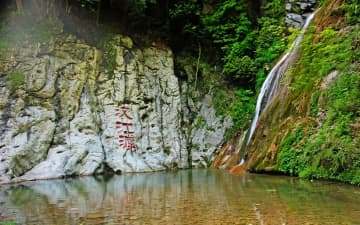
[168,0,288,86]
[263,0,286,18]
[212,87,255,140]
[230,89,256,130]
[255,17,287,66]
[202,0,252,83]
[253,16,288,89]
[276,21,360,184]
[223,55,257,84]
[202,1,250,49]
[277,99,360,184]
[200,0,287,86]
[212,88,231,117]
[169,1,197,18]
[0,221,17,225]
[305,79,360,182]
[310,91,321,117]
[169,1,200,30]
[102,40,117,79]
[164,146,171,156]
[194,115,206,129]
[327,71,360,114]
[277,126,306,175]
[341,0,360,25]
[6,71,25,90]
[290,26,354,95]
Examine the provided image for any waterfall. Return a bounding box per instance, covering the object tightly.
[239,11,317,164]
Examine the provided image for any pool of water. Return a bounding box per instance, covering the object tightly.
[0,170,359,225]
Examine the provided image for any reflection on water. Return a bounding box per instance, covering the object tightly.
[0,170,360,225]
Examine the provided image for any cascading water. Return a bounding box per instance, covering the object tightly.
[239,11,318,164]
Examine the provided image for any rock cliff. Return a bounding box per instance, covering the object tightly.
[285,0,319,28]
[0,33,231,184]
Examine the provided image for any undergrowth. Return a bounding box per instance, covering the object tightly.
[276,10,360,184]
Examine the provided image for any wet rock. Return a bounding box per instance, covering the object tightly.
[297,2,314,11]
[286,13,305,29]
[285,0,319,28]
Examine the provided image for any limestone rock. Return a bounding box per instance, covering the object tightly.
[190,94,232,167]
[0,34,231,184]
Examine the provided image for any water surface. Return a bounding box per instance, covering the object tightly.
[0,170,359,225]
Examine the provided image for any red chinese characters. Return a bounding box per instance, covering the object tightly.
[115,106,136,151]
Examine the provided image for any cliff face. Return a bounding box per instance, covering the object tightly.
[285,0,318,28]
[0,33,231,184]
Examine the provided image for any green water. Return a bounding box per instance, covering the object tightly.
[0,170,359,225]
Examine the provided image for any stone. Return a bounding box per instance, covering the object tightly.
[286,3,292,11]
[320,71,339,90]
[190,94,232,167]
[297,2,314,11]
[286,13,304,29]
[0,34,231,184]
[285,0,319,28]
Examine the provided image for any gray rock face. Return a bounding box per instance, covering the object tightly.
[0,35,231,184]
[286,13,305,29]
[285,0,319,28]
[189,94,232,167]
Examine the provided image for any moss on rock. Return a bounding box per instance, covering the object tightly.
[245,0,360,184]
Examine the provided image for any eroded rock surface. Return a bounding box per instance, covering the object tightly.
[0,35,231,184]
